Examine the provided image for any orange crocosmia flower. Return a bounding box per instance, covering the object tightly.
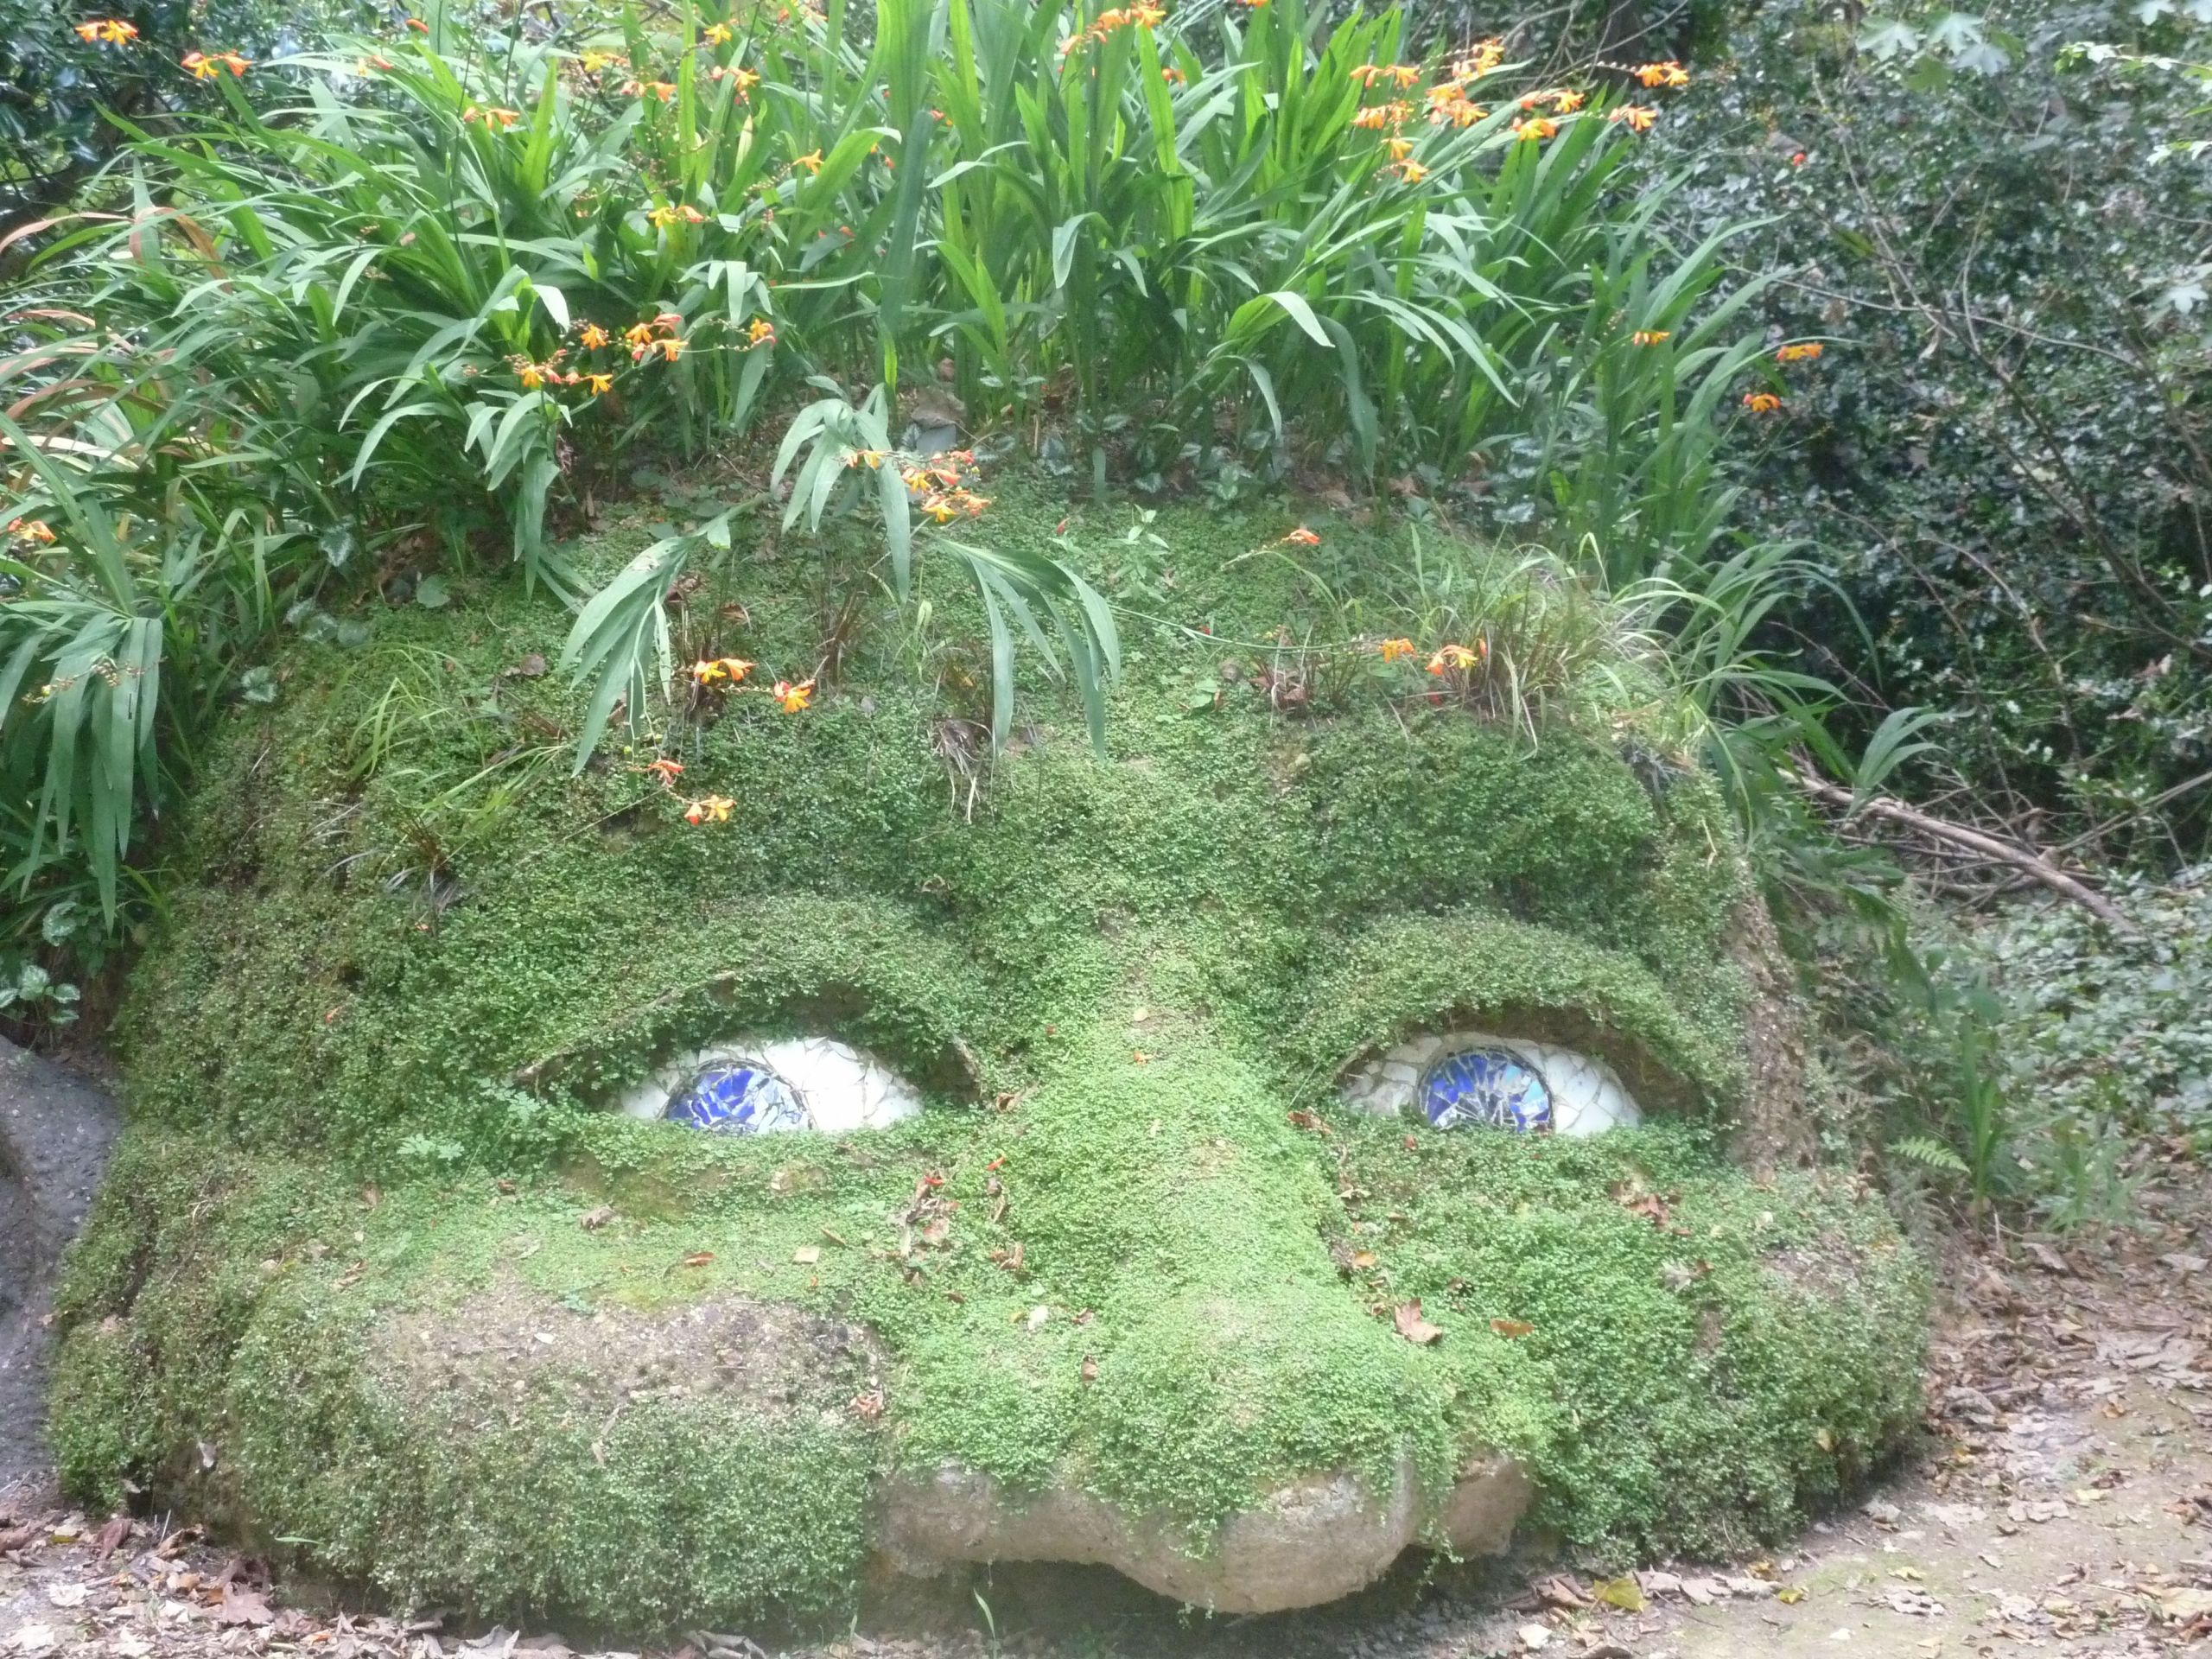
[359,54,394,71]
[844,448,886,469]
[8,518,57,545]
[76,18,139,43]
[683,798,707,824]
[181,49,249,77]
[1281,525,1321,546]
[515,360,549,389]
[794,149,824,173]
[579,48,618,72]
[697,795,735,823]
[746,317,777,348]
[1742,391,1782,413]
[1378,637,1415,663]
[1351,105,1389,130]
[1631,329,1670,346]
[646,203,680,229]
[1427,643,1479,675]
[645,757,683,785]
[1349,62,1386,86]
[1386,63,1419,87]
[702,21,733,43]
[1634,59,1688,88]
[404,16,429,30]
[1385,134,1413,161]
[1512,116,1557,141]
[1389,158,1427,183]
[1552,88,1585,113]
[657,337,683,362]
[1609,104,1657,131]
[623,322,656,349]
[584,372,613,394]
[1162,63,1185,83]
[1776,342,1824,363]
[772,678,815,713]
[1233,0,1265,8]
[578,322,611,351]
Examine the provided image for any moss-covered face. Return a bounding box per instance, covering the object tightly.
[50,494,1926,1632]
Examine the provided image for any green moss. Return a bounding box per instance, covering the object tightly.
[49,486,1927,1631]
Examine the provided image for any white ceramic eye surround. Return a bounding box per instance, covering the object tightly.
[621,1037,925,1135]
[1338,1030,1642,1136]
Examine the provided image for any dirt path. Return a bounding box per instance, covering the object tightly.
[4,1213,2209,1659]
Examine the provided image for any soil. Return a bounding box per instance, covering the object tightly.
[3,1182,2208,1659]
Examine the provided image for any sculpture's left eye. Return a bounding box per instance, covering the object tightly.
[620,1038,924,1135]
[1339,1031,1642,1136]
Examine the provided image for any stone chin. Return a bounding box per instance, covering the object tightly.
[880,1453,1531,1613]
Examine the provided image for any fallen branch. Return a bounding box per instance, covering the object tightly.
[1788,772,2139,935]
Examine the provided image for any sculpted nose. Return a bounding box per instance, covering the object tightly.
[880,1014,1530,1611]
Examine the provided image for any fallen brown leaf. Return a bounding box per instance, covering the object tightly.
[1394,1301,1444,1344]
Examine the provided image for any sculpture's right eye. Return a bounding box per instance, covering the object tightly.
[619,1036,923,1136]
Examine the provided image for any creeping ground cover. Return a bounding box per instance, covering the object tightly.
[44,493,1927,1632]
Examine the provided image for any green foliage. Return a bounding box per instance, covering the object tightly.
[0,0,372,231]
[3,0,1783,955]
[1663,0,2212,851]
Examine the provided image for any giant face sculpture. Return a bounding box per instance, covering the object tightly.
[45,499,1927,1632]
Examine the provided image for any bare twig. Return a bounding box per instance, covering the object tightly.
[1789,771,2139,934]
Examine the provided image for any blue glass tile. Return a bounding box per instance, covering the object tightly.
[1420,1048,1553,1133]
[664,1063,809,1135]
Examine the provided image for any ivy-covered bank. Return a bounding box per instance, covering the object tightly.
[48,492,1928,1633]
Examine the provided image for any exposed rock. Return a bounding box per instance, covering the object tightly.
[0,1040,122,1484]
[879,1450,1529,1614]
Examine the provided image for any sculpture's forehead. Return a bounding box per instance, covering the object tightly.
[129,502,1755,1145]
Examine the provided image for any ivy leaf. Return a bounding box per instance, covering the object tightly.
[1925,11,1989,54]
[1859,18,1923,59]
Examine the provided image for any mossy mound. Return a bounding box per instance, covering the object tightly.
[48,483,1928,1633]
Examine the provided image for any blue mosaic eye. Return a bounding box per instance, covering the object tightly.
[1419,1048,1553,1134]
[664,1063,810,1135]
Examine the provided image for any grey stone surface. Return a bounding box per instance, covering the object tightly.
[879,1452,1529,1613]
[0,1040,122,1486]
